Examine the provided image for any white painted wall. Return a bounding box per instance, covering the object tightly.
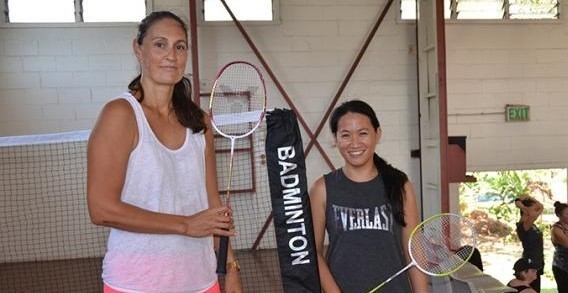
[196,1,419,185]
[0,0,419,186]
[446,18,568,172]
[1,0,567,196]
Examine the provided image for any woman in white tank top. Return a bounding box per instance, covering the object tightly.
[87,11,242,293]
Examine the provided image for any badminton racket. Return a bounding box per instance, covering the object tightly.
[367,213,477,292]
[209,61,267,275]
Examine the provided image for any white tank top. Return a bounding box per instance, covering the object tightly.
[102,92,216,293]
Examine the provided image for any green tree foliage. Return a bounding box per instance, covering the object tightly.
[461,170,553,222]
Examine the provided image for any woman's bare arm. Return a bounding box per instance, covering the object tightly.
[552,225,568,248]
[402,182,429,292]
[516,196,543,230]
[309,177,341,293]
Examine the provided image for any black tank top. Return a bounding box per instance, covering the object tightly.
[325,169,412,293]
[516,222,544,273]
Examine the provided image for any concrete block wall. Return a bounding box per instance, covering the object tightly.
[0,0,567,182]
[0,25,138,135]
[196,0,419,184]
[0,0,420,186]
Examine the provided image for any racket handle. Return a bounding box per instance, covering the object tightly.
[216,235,229,275]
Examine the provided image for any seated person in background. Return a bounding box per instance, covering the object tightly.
[507,257,538,293]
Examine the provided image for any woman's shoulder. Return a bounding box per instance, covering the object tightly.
[320,168,341,181]
[100,98,136,120]
[507,279,532,290]
[311,169,344,194]
[102,91,135,108]
[91,94,137,142]
[309,176,327,201]
[106,94,133,107]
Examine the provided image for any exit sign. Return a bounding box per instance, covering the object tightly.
[506,104,530,122]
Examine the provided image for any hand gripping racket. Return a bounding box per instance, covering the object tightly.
[367,213,477,292]
[209,61,267,274]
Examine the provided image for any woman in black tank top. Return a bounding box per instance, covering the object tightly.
[514,196,544,292]
[309,100,428,293]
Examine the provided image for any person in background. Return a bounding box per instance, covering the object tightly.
[551,201,568,293]
[87,11,242,293]
[309,100,428,293]
[514,196,544,292]
[507,257,539,293]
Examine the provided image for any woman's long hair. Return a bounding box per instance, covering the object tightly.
[128,11,206,133]
[330,100,408,226]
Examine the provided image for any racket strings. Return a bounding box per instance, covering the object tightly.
[410,216,476,275]
[210,63,265,137]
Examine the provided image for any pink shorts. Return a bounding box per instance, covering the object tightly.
[204,281,221,293]
[103,281,221,293]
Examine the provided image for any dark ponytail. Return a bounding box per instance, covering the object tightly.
[172,77,206,133]
[373,153,408,227]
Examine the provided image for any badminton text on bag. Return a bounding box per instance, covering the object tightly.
[278,146,310,265]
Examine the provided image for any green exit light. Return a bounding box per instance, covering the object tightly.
[506,104,530,122]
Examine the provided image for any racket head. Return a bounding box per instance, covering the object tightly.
[208,61,267,139]
[408,213,477,277]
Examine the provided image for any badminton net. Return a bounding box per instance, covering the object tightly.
[0,125,282,292]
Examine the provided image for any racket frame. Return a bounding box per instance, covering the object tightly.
[367,213,477,293]
[208,60,267,275]
[209,61,267,140]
